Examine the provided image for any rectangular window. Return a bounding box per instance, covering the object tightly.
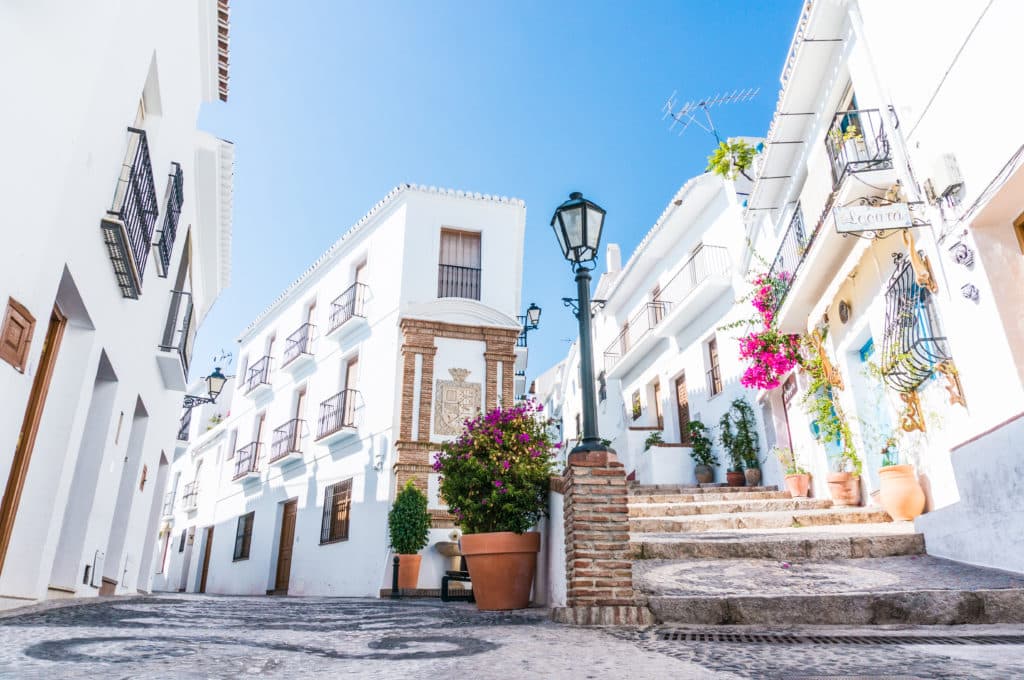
[438,229,482,299]
[631,390,642,420]
[225,428,238,460]
[707,336,722,397]
[178,529,187,553]
[321,479,352,544]
[653,380,664,430]
[233,512,254,561]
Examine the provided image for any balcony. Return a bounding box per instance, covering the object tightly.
[176,409,191,449]
[233,442,261,481]
[603,245,731,378]
[153,162,184,278]
[161,491,175,519]
[244,356,272,396]
[438,264,481,300]
[181,482,199,512]
[327,282,368,338]
[825,108,893,190]
[282,323,315,371]
[157,290,196,390]
[100,127,159,299]
[316,389,360,444]
[270,419,304,465]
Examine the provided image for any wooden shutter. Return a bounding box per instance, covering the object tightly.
[321,479,352,543]
[320,483,335,543]
[0,298,35,373]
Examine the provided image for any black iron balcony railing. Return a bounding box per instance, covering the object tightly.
[329,282,368,332]
[825,108,893,190]
[657,244,731,305]
[177,407,192,442]
[317,389,359,439]
[283,323,315,366]
[181,482,199,510]
[270,419,304,462]
[438,264,481,300]
[233,442,261,480]
[604,302,669,371]
[154,162,184,278]
[245,356,272,393]
[100,127,159,299]
[161,491,175,517]
[707,364,723,397]
[766,206,810,310]
[159,290,196,376]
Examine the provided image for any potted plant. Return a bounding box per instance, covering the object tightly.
[720,397,761,487]
[434,401,557,611]
[774,446,810,498]
[388,480,431,590]
[877,436,926,521]
[688,420,718,484]
[643,431,664,450]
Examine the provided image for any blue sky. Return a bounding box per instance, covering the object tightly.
[194,0,802,386]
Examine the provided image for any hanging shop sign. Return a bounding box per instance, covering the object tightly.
[833,202,913,235]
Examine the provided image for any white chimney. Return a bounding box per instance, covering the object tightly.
[606,243,622,274]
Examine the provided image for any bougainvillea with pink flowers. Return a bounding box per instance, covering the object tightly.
[736,272,802,390]
[434,400,558,534]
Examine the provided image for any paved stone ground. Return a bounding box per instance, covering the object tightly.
[0,595,1021,679]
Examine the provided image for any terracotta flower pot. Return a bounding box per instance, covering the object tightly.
[878,464,926,521]
[827,472,861,507]
[396,554,422,590]
[784,473,810,498]
[460,531,540,611]
[744,467,762,487]
[726,470,746,487]
[694,464,715,485]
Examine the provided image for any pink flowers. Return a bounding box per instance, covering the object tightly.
[737,272,801,391]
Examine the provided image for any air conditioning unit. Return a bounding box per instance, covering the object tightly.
[931,153,964,198]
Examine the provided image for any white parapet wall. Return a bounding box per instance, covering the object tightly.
[915,413,1024,575]
[543,488,566,608]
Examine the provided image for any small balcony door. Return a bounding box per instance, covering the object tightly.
[273,499,298,594]
[344,357,359,423]
[675,375,691,446]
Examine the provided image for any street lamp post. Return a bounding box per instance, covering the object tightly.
[182,366,229,410]
[550,191,607,459]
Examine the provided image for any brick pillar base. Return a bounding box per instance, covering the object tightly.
[551,449,653,626]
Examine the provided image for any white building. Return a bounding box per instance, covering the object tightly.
[152,184,529,597]
[744,0,1024,572]
[0,0,233,608]
[536,170,786,488]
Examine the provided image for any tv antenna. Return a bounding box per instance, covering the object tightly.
[662,88,759,143]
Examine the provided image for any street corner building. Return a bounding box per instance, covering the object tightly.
[152,185,529,597]
[0,0,234,608]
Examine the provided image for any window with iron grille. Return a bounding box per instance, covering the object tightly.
[233,512,254,561]
[320,479,352,544]
[154,162,184,278]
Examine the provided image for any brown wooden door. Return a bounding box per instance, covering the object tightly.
[199,526,213,593]
[0,305,66,574]
[274,500,298,594]
[653,381,664,430]
[675,374,692,445]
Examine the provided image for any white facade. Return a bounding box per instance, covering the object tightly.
[152,185,528,597]
[0,0,233,608]
[743,0,1024,572]
[536,172,784,488]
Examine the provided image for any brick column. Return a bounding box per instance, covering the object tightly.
[552,450,653,626]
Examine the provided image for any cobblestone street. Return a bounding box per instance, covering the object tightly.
[0,595,1021,679]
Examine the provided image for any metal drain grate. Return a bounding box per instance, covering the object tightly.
[657,631,1024,646]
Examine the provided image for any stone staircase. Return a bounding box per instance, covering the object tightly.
[628,483,1024,625]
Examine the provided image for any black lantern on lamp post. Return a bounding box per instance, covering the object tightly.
[551,192,607,458]
[525,302,542,330]
[182,367,228,410]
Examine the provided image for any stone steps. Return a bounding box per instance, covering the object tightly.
[629,484,778,496]
[629,506,892,533]
[629,497,832,518]
[637,555,1024,625]
[631,524,925,560]
[631,490,794,504]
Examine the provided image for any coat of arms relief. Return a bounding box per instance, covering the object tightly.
[434,368,482,435]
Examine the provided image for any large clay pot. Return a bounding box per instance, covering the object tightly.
[878,464,926,521]
[396,554,422,589]
[694,464,715,484]
[744,467,762,487]
[460,531,540,611]
[827,472,861,507]
[726,470,746,487]
[784,473,810,498]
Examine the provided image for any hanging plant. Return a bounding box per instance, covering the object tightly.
[800,333,862,476]
[706,139,756,181]
[725,271,802,390]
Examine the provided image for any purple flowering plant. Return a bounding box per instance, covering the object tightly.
[434,400,557,534]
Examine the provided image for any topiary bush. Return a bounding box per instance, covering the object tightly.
[388,480,431,555]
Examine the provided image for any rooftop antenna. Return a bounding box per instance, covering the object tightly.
[662,88,759,143]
